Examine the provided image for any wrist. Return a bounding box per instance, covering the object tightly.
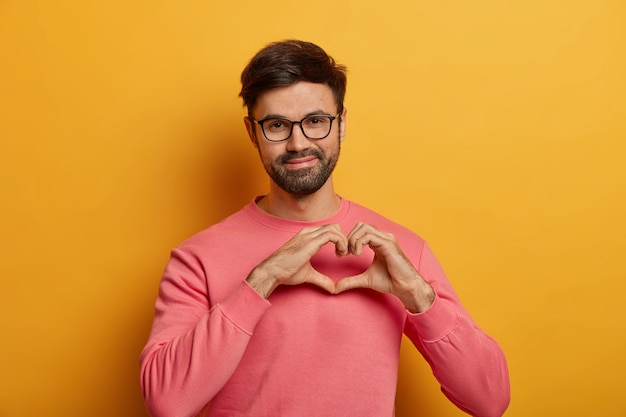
[246,267,278,299]
[399,280,435,314]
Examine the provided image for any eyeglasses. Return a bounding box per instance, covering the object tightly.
[251,113,340,142]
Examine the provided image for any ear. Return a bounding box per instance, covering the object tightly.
[244,116,259,148]
[338,108,347,142]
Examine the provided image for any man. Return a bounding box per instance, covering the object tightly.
[140,40,510,417]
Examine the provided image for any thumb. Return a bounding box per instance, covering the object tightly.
[306,269,337,294]
[334,273,369,294]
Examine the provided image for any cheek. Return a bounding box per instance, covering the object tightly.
[257,145,281,163]
[321,139,340,156]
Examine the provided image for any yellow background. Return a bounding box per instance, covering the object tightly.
[1,1,625,416]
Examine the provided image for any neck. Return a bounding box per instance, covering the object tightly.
[257,180,340,221]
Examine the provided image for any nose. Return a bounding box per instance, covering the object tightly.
[285,122,311,152]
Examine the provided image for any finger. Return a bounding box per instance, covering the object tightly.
[294,224,348,257]
[346,222,368,255]
[334,274,370,294]
[326,224,349,256]
[309,224,349,256]
[347,222,387,256]
[346,222,366,241]
[349,224,397,257]
[306,268,337,294]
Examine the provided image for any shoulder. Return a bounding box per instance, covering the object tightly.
[177,203,258,250]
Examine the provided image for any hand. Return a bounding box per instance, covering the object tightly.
[246,224,348,298]
[335,222,435,313]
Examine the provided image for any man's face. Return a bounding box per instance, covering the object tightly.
[245,82,346,196]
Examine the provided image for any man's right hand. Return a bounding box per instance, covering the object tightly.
[245,224,348,298]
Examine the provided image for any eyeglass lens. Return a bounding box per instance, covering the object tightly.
[261,115,334,142]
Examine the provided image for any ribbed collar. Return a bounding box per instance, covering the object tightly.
[243,195,351,232]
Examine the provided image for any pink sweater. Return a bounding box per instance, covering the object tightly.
[140,198,510,417]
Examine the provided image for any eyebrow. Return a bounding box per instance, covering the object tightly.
[258,110,333,120]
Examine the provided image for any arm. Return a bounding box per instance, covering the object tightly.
[140,247,270,417]
[335,224,510,417]
[404,243,510,417]
[140,224,347,417]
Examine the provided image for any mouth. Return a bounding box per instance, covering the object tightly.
[283,155,319,170]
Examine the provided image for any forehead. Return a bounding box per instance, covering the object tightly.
[253,81,336,119]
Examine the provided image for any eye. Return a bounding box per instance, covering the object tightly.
[264,119,290,131]
[303,116,330,128]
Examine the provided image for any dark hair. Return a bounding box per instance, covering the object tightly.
[239,40,347,117]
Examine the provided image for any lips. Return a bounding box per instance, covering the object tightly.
[279,150,323,170]
[284,155,318,169]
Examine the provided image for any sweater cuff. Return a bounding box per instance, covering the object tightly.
[217,281,271,335]
[406,294,460,342]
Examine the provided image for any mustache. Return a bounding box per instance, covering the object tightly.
[277,149,324,164]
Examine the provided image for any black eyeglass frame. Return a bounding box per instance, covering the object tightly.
[250,113,341,142]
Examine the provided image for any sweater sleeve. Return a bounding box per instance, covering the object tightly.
[404,243,510,417]
[139,246,271,417]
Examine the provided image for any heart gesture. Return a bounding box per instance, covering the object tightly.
[246,222,435,313]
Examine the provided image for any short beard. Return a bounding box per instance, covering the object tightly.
[263,143,340,196]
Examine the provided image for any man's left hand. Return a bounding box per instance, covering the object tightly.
[334,222,436,313]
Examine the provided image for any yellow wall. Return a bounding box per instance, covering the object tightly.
[1,1,625,416]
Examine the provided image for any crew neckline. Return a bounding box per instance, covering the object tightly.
[244,195,351,232]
